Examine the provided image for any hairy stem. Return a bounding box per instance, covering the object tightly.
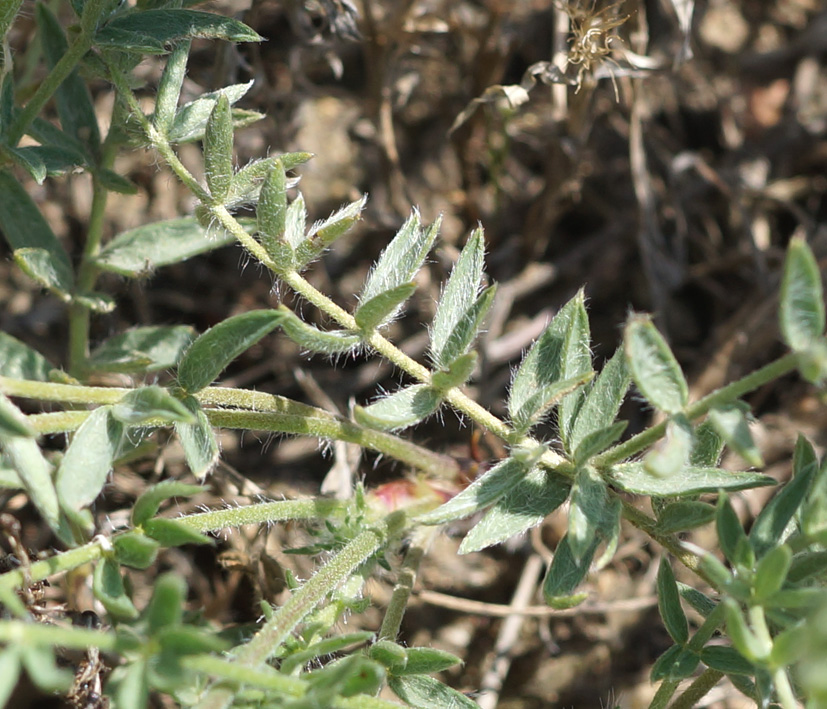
[379,526,431,640]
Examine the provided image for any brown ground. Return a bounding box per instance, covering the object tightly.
[2,0,827,707]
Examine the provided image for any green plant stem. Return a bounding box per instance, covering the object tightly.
[0,619,124,652]
[773,668,798,709]
[379,526,431,640]
[182,654,306,696]
[0,539,103,596]
[194,519,396,709]
[648,678,680,709]
[7,33,93,146]
[668,669,725,709]
[595,353,800,469]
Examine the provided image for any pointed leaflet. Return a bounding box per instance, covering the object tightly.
[295,196,367,268]
[418,456,530,525]
[132,480,204,527]
[543,534,599,609]
[656,501,716,534]
[572,421,627,467]
[257,158,288,260]
[37,4,100,157]
[650,645,700,682]
[0,332,53,380]
[0,393,35,438]
[2,145,46,184]
[657,559,688,645]
[174,396,219,478]
[389,675,478,709]
[355,282,417,331]
[567,466,611,563]
[802,444,827,539]
[353,384,442,432]
[153,40,191,135]
[93,557,139,620]
[0,400,60,532]
[508,291,593,434]
[459,466,570,553]
[203,93,233,202]
[690,419,725,467]
[708,404,763,468]
[357,212,439,320]
[430,227,488,368]
[608,463,774,497]
[283,189,307,250]
[749,434,818,558]
[88,325,195,373]
[567,346,630,456]
[178,310,285,393]
[167,82,255,144]
[277,307,361,354]
[644,414,694,478]
[227,153,311,210]
[94,9,263,52]
[430,351,478,391]
[780,236,825,352]
[624,314,688,414]
[111,386,194,425]
[0,170,73,292]
[94,217,237,277]
[56,406,123,523]
[14,248,73,297]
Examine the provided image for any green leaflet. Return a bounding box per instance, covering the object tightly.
[353,384,442,432]
[608,463,775,497]
[780,236,825,352]
[88,325,195,373]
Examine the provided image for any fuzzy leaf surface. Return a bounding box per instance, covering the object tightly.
[708,404,763,468]
[780,236,825,351]
[178,310,284,392]
[174,396,219,478]
[624,314,687,414]
[543,534,599,609]
[353,384,442,432]
[657,559,688,644]
[359,212,439,305]
[0,333,53,380]
[608,463,775,497]
[203,93,233,201]
[656,501,716,534]
[355,282,417,331]
[417,456,528,525]
[88,325,195,373]
[278,308,361,354]
[167,82,254,144]
[508,291,592,434]
[94,217,236,277]
[295,196,367,268]
[111,386,194,425]
[389,675,478,709]
[567,466,610,562]
[153,40,191,134]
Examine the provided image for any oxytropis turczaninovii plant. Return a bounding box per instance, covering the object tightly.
[1,2,827,708]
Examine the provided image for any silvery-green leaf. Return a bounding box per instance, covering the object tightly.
[543,534,598,609]
[389,675,478,709]
[360,212,439,304]
[228,153,310,209]
[294,195,367,269]
[93,556,139,621]
[0,392,36,437]
[708,404,763,468]
[567,346,629,455]
[716,495,750,568]
[174,396,219,479]
[153,40,191,135]
[284,192,307,250]
[0,171,73,293]
[278,307,361,354]
[203,93,233,202]
[780,236,825,352]
[167,82,254,144]
[95,168,137,195]
[132,480,204,526]
[111,386,194,425]
[572,420,627,467]
[750,435,817,558]
[567,466,609,563]
[608,462,775,497]
[645,414,694,478]
[430,351,478,391]
[802,446,827,539]
[257,158,288,256]
[459,466,570,553]
[1,420,60,532]
[429,227,486,368]
[417,456,528,525]
[624,314,688,414]
[94,9,263,51]
[435,284,497,373]
[557,291,593,445]
[0,461,23,490]
[178,310,285,393]
[94,217,237,277]
[0,332,53,380]
[657,559,688,645]
[3,145,46,184]
[656,501,716,534]
[512,372,593,433]
[13,248,73,298]
[355,282,417,331]
[508,291,592,434]
[20,646,72,693]
[650,645,700,682]
[88,325,195,373]
[0,650,20,707]
[690,419,724,467]
[353,384,442,432]
[56,406,123,522]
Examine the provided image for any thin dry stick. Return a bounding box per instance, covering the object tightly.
[476,554,545,709]
[416,588,658,618]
